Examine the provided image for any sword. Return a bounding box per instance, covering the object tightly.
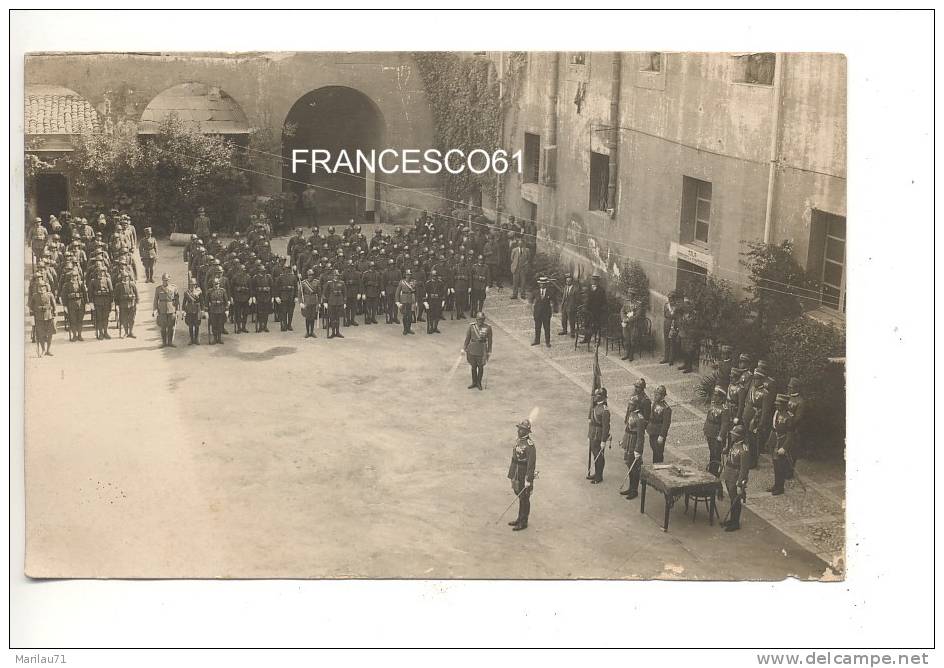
[587,436,612,478]
[493,472,539,524]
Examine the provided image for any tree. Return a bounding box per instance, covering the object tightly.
[741,240,819,335]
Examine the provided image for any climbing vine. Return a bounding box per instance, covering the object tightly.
[412,52,524,206]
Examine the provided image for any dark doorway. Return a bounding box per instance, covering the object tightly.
[283,86,385,227]
[35,173,69,221]
[676,259,707,298]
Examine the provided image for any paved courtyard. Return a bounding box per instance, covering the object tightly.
[24,238,841,580]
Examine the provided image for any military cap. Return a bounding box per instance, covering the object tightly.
[634,378,646,389]
[730,424,746,437]
[516,418,532,432]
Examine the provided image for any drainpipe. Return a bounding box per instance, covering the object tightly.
[544,52,559,175]
[495,52,504,224]
[606,52,622,217]
[763,53,785,244]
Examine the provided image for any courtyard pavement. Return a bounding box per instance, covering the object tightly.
[23,237,842,579]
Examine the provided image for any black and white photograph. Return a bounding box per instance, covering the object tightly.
[8,7,936,654]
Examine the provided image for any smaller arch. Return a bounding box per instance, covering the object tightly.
[138,82,249,136]
[25,85,101,135]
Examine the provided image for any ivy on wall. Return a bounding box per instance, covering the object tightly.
[412,52,525,206]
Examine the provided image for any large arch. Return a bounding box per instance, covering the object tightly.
[282,86,386,225]
[137,82,250,140]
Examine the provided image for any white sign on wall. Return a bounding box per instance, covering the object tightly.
[669,241,714,272]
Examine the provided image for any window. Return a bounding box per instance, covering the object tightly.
[808,210,846,313]
[680,176,712,246]
[523,132,541,184]
[571,53,586,66]
[588,152,609,211]
[642,52,663,72]
[734,53,775,85]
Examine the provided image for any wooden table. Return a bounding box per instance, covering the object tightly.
[639,464,723,532]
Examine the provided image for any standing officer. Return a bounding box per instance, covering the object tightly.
[89,262,114,340]
[361,260,382,325]
[470,254,489,315]
[453,253,471,319]
[785,377,807,463]
[659,291,680,364]
[767,394,795,496]
[676,296,698,373]
[229,263,251,333]
[395,268,417,335]
[342,259,361,327]
[60,266,86,342]
[249,263,274,332]
[299,268,321,337]
[30,281,57,356]
[138,227,158,283]
[587,387,611,484]
[383,258,402,324]
[30,218,48,268]
[722,424,750,531]
[558,274,578,337]
[507,418,537,531]
[182,277,203,344]
[424,268,445,334]
[275,262,298,331]
[324,269,346,339]
[646,385,672,464]
[620,395,646,500]
[206,277,230,345]
[703,386,728,483]
[462,311,492,390]
[194,206,211,238]
[742,362,774,469]
[714,345,736,390]
[114,272,139,338]
[152,272,179,347]
[530,276,556,347]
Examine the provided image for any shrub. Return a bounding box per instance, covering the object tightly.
[768,317,846,455]
[618,259,650,316]
[741,240,820,336]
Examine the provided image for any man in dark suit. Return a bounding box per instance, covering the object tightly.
[558,274,578,337]
[581,273,607,344]
[530,276,557,347]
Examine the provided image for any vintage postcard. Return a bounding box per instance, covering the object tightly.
[22,49,846,580]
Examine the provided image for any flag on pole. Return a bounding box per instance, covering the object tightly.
[589,343,602,417]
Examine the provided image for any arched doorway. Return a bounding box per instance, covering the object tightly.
[283,86,385,226]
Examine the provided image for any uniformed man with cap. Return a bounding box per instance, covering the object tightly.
[646,385,672,464]
[676,296,698,373]
[342,259,361,327]
[714,344,736,390]
[462,312,492,390]
[324,268,346,339]
[620,394,647,500]
[299,268,321,337]
[114,272,139,338]
[453,252,471,319]
[229,263,251,333]
[182,277,203,344]
[507,418,537,531]
[722,424,750,531]
[206,277,230,344]
[785,377,807,463]
[194,206,211,238]
[742,361,774,469]
[361,260,382,325]
[60,265,87,342]
[138,226,158,282]
[470,254,489,315]
[395,268,417,335]
[249,263,274,332]
[703,386,728,488]
[587,387,611,484]
[767,393,795,496]
[29,218,48,268]
[30,280,57,356]
[152,272,180,347]
[531,276,556,347]
[424,268,445,334]
[382,258,402,324]
[275,261,298,331]
[89,262,114,340]
[620,294,642,361]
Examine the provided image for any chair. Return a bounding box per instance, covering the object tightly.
[606,313,622,357]
[636,317,655,357]
[573,305,601,352]
[684,491,720,524]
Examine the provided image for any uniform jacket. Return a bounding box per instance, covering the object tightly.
[277,270,298,299]
[742,384,774,435]
[662,300,677,335]
[463,322,493,357]
[90,274,114,305]
[703,403,726,441]
[383,266,402,292]
[343,267,361,299]
[207,286,229,314]
[362,270,382,298]
[507,436,536,483]
[722,439,751,487]
[299,278,321,307]
[588,402,611,441]
[325,276,346,307]
[153,283,179,314]
[182,288,203,315]
[425,277,445,301]
[395,279,416,305]
[646,400,672,438]
[114,281,139,308]
[470,263,489,290]
[30,291,56,322]
[230,273,251,302]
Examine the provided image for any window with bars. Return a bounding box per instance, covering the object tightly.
[808,210,846,313]
[588,152,609,211]
[523,132,541,184]
[680,176,712,246]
